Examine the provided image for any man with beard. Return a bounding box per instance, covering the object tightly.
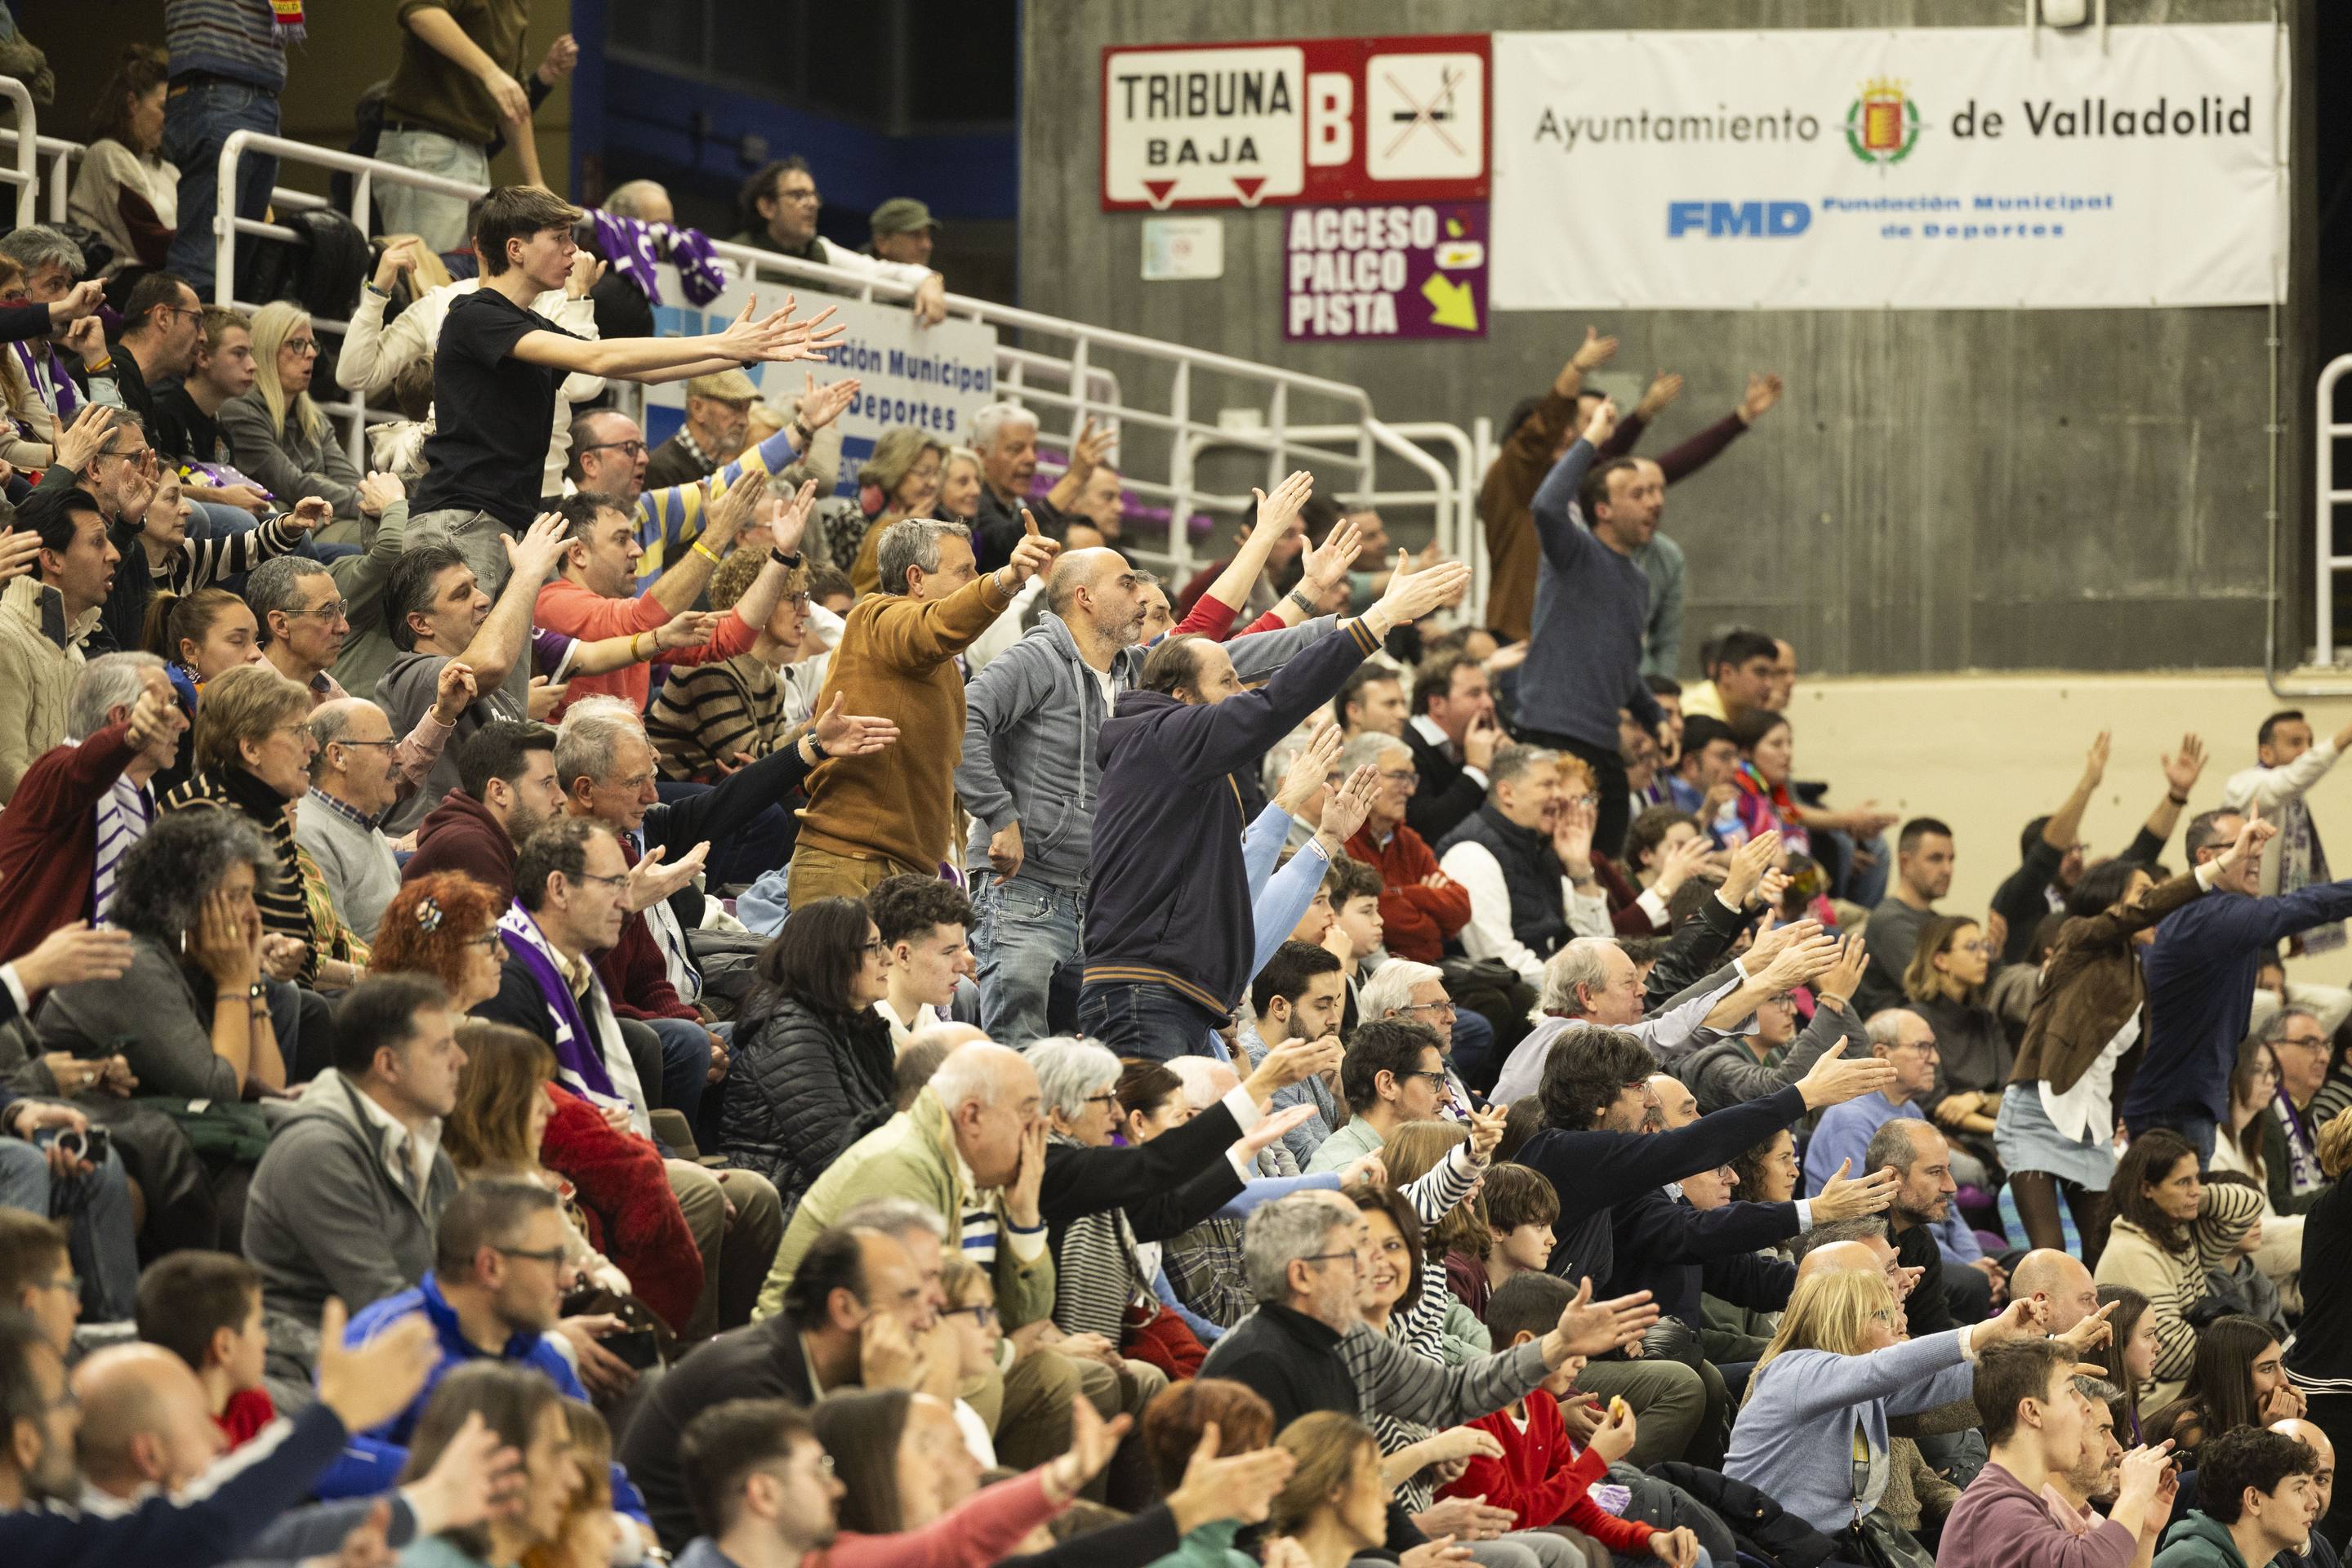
[960,510,1346,1045]
[402,721,565,898]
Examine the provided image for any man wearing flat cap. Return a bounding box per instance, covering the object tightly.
[869,198,941,268]
[644,368,760,493]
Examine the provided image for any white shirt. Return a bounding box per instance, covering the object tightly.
[1437,838,1613,987]
[875,997,942,1047]
[1410,714,1487,793]
[1489,970,1745,1105]
[2039,1009,2140,1145]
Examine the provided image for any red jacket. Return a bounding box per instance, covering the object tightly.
[1443,1388,1655,1553]
[0,719,136,967]
[538,1085,702,1331]
[402,787,517,898]
[1347,819,1471,964]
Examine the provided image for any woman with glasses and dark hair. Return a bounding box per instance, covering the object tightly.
[2092,1127,2264,1410]
[1900,914,2010,1197]
[713,895,895,1212]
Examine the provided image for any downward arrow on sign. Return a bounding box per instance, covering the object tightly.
[1422,274,1480,332]
[1232,175,1267,205]
[1142,180,1178,208]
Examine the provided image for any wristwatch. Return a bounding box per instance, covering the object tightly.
[770,548,802,569]
[1287,586,1319,617]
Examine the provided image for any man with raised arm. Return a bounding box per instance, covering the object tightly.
[1077,509,1470,1060]
[1989,730,2206,965]
[406,185,839,644]
[1515,394,1673,858]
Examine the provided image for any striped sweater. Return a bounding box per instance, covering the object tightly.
[647,655,791,783]
[160,766,315,982]
[165,0,288,91]
[2091,1177,2265,1409]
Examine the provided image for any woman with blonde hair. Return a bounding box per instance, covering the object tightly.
[938,444,984,523]
[217,301,363,523]
[1265,1411,1393,1567]
[1724,1263,2052,1540]
[846,426,947,595]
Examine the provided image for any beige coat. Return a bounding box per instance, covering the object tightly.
[0,575,96,803]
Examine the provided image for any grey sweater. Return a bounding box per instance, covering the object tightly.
[1518,436,1668,750]
[957,610,1336,889]
[295,786,401,942]
[38,933,241,1101]
[243,1068,457,1328]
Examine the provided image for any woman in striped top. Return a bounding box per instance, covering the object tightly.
[647,544,814,783]
[133,474,316,598]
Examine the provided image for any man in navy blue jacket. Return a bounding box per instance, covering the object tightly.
[1078,499,1468,1060]
[0,1297,435,1568]
[2126,807,2332,1161]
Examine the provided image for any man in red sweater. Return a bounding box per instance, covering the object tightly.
[533,483,809,714]
[1339,729,1469,964]
[1446,1272,1704,1568]
[0,652,183,966]
[403,719,565,899]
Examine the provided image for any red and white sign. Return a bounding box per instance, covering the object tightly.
[1101,34,1490,212]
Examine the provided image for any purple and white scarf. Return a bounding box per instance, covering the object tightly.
[495,902,645,1129]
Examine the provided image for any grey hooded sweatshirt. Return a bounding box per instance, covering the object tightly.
[958,610,1337,889]
[243,1067,457,1328]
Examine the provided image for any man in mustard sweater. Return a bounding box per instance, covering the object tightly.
[786,512,1058,905]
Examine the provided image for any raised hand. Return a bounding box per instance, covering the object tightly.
[1548,1277,1659,1361]
[809,690,900,757]
[1721,829,1781,906]
[2162,733,2208,799]
[798,372,860,432]
[1238,1104,1318,1160]
[62,314,105,363]
[1273,719,1344,818]
[372,239,421,296]
[1975,1294,2053,1348]
[1044,1396,1134,1501]
[716,294,846,365]
[1466,1103,1508,1160]
[1570,325,1619,373]
[622,841,710,912]
[283,496,332,534]
[1374,550,1475,628]
[430,660,479,725]
[1737,372,1785,425]
[1165,1419,1298,1534]
[764,476,820,558]
[1004,508,1061,585]
[1635,371,1685,420]
[2082,729,2114,789]
[1581,394,1619,448]
[14,918,136,996]
[2218,808,2277,878]
[1649,832,1713,901]
[356,471,406,519]
[504,510,574,585]
[314,1298,439,1437]
[53,404,120,475]
[653,609,724,652]
[47,278,105,327]
[1065,415,1114,484]
[1760,929,1842,991]
[1298,514,1363,604]
[1815,934,1869,1010]
[2058,1298,2119,1355]
[1812,1158,1900,1221]
[1255,469,1316,539]
[0,528,39,586]
[1794,1036,1896,1111]
[404,1411,524,1537]
[1315,763,1381,846]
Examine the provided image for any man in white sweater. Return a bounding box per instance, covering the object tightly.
[2223,710,2352,1031]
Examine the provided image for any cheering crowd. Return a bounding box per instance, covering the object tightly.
[0,9,2346,1568]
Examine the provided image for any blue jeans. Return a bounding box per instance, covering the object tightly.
[2125,1107,2219,1166]
[1076,978,1223,1062]
[969,874,1084,1048]
[163,78,283,296]
[0,1141,140,1320]
[644,1014,715,1134]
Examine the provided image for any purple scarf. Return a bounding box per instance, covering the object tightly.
[590,212,729,309]
[496,902,623,1109]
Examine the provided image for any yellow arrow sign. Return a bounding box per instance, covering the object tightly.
[1423,273,1480,332]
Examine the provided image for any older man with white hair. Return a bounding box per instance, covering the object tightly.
[296,697,407,943]
[1199,1190,1660,1562]
[1490,938,1740,1105]
[1337,730,1470,968]
[969,401,1117,572]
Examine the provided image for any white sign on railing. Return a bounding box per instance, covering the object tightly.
[639,266,1000,486]
[1490,23,2287,310]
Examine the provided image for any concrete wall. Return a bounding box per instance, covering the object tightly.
[1791,668,2352,988]
[1019,0,2310,678]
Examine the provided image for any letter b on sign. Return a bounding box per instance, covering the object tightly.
[1308,73,1353,167]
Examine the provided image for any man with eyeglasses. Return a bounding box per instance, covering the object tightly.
[82,272,203,443]
[2256,1008,2338,1218]
[479,816,786,1342]
[295,699,410,939]
[1303,1018,1454,1174]
[1335,731,1468,968]
[624,1223,924,1552]
[730,158,949,326]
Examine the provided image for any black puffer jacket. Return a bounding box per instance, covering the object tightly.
[714,991,896,1214]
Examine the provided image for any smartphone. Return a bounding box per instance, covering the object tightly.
[604,1328,660,1371]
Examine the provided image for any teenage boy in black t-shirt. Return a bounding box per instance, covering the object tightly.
[408,185,839,657]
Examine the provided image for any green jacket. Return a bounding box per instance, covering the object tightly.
[752,1087,1055,1326]
[2154,1511,2252,1568]
[1145,1520,1254,1568]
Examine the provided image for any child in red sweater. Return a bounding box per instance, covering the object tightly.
[1441,1272,1704,1567]
[133,1251,278,1449]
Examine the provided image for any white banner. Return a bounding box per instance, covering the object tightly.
[1490,24,2285,310]
[644,270,999,488]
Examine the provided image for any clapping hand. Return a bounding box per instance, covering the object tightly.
[797,372,860,433]
[1273,719,1344,818]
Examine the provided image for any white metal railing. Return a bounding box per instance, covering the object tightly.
[2316,353,2352,666]
[0,77,35,228]
[5,90,1483,618]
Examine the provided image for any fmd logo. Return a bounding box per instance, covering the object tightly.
[1666,200,1812,238]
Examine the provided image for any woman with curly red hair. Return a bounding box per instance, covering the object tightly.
[371,871,510,1009]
